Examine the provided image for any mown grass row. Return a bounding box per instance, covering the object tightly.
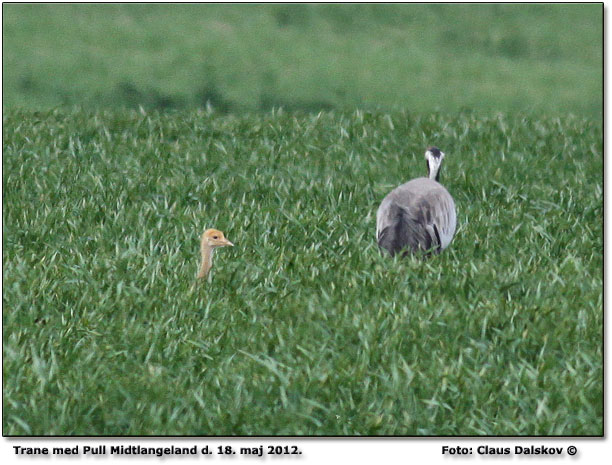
[2,108,602,435]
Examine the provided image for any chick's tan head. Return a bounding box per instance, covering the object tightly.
[202,228,234,248]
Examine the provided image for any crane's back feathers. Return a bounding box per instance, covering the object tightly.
[377,177,456,256]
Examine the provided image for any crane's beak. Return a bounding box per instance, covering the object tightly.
[223,239,234,247]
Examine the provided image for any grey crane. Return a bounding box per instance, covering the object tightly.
[376,147,456,257]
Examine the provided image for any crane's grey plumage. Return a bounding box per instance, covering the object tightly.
[376,147,456,256]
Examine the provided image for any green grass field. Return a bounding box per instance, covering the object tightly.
[2,3,603,117]
[2,108,602,435]
[2,3,603,436]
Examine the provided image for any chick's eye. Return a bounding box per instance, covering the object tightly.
[213,236,218,239]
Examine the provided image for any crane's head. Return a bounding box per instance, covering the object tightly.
[425,146,445,182]
[202,229,234,248]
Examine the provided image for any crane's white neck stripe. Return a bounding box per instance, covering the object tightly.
[425,150,444,181]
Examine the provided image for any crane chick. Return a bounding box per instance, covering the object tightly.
[197,228,234,279]
[376,147,456,257]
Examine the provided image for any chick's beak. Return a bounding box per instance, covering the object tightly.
[223,239,234,247]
